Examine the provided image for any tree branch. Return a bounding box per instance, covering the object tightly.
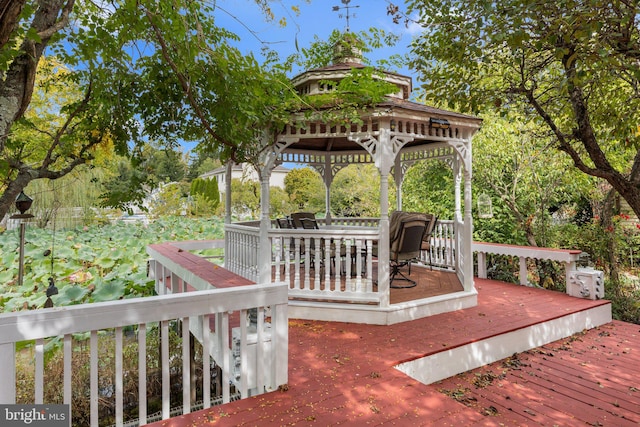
[142,6,241,163]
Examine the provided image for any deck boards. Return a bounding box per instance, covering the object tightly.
[145,278,639,427]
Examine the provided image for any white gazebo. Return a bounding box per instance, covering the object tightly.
[223,36,482,324]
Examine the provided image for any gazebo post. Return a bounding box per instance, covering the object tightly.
[324,155,332,224]
[225,163,232,224]
[376,126,396,308]
[258,170,273,284]
[462,141,474,292]
[453,157,463,280]
[394,155,403,211]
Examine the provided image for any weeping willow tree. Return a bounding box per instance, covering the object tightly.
[20,165,114,229]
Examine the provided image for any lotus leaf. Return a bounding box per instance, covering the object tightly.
[55,285,90,305]
[92,281,125,302]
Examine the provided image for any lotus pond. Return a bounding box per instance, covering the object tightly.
[0,216,225,311]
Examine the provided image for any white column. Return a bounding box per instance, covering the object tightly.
[324,155,332,223]
[376,130,395,308]
[462,143,474,292]
[225,163,232,224]
[259,172,272,284]
[394,155,403,211]
[453,157,463,278]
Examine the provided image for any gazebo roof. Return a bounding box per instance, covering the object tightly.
[280,36,481,158]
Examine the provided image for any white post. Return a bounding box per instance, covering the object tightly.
[0,343,15,403]
[462,166,474,291]
[377,129,394,308]
[225,163,232,224]
[477,251,487,279]
[394,155,403,211]
[519,256,528,285]
[259,172,272,284]
[324,154,332,223]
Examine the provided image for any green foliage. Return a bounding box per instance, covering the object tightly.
[0,217,224,312]
[401,160,455,220]
[406,0,640,218]
[149,183,187,218]
[189,177,220,216]
[470,112,596,246]
[295,28,404,70]
[229,178,260,219]
[330,164,394,217]
[99,158,152,214]
[269,186,296,218]
[284,167,325,211]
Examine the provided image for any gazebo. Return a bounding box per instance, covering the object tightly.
[223,35,483,324]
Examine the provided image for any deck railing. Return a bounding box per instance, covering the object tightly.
[422,220,456,269]
[473,242,604,299]
[0,283,288,426]
[272,227,380,303]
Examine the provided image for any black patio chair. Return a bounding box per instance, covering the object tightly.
[389,212,428,288]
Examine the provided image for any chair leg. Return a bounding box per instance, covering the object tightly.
[390,262,417,288]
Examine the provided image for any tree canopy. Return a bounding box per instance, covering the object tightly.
[0,1,401,220]
[404,0,640,218]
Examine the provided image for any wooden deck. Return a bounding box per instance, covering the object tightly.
[147,278,634,426]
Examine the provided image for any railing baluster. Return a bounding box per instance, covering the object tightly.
[182,317,191,414]
[355,238,363,290]
[256,307,265,393]
[303,238,311,290]
[221,313,230,404]
[115,326,123,426]
[64,334,72,405]
[324,237,331,288]
[0,343,16,403]
[34,338,44,404]
[202,315,211,409]
[90,330,98,427]
[239,310,248,397]
[313,237,321,287]
[138,323,147,425]
[161,320,170,420]
[345,238,352,290]
[294,237,301,289]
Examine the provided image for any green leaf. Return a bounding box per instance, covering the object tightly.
[91,281,124,302]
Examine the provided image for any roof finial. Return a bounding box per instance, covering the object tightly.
[332,0,359,32]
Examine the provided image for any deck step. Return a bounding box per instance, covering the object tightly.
[395,302,612,384]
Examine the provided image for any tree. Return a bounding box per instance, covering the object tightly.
[283,167,324,212]
[1,3,400,220]
[190,177,220,209]
[331,164,395,217]
[404,0,640,218]
[0,0,298,220]
[401,160,455,220]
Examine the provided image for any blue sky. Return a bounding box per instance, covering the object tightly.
[214,0,421,78]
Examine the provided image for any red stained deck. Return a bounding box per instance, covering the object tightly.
[147,278,639,426]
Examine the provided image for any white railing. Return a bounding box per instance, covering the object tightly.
[419,220,456,269]
[473,241,586,291]
[272,227,380,303]
[225,223,261,282]
[0,284,288,427]
[225,219,459,301]
[318,217,380,228]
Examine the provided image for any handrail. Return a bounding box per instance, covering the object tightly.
[0,280,288,426]
[473,241,590,294]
